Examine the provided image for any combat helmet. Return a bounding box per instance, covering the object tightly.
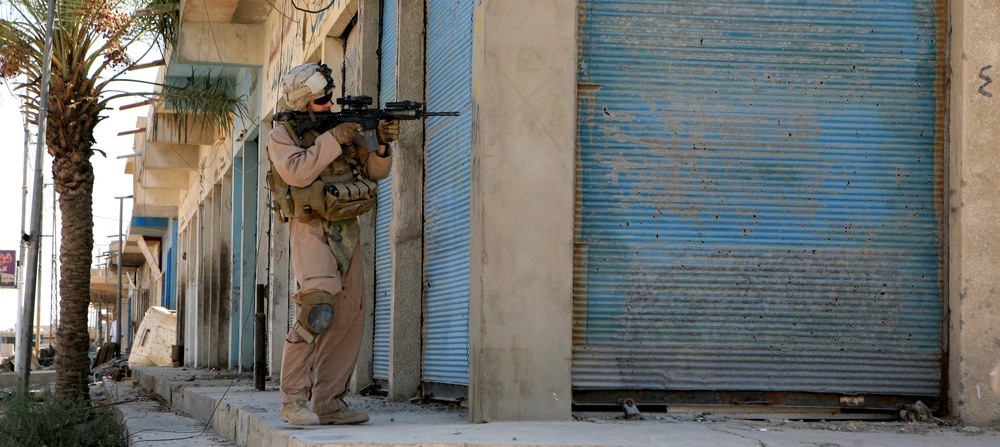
[281,63,335,110]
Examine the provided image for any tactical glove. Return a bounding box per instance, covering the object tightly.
[377,120,399,144]
[329,123,363,145]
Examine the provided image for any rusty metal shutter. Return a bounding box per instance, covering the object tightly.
[374,0,399,382]
[574,0,945,397]
[423,0,474,386]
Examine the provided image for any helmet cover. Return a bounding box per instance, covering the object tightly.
[282,63,335,110]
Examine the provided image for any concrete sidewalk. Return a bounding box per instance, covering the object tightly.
[125,366,1000,447]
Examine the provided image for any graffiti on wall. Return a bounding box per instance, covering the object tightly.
[306,0,341,42]
[265,3,302,110]
[265,0,351,109]
[979,65,993,97]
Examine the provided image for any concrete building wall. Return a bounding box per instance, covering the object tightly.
[160,0,1000,426]
[455,0,1000,426]
[174,139,235,370]
[948,0,1000,427]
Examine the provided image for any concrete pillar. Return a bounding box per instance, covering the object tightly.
[209,185,223,368]
[183,220,198,366]
[238,138,260,371]
[218,179,232,369]
[352,0,381,393]
[268,196,291,379]
[948,0,1000,426]
[386,0,426,403]
[198,202,210,368]
[468,0,577,421]
[230,162,244,370]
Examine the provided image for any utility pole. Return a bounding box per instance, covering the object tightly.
[15,126,31,374]
[17,0,56,386]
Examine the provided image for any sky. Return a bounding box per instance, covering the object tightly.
[0,69,155,332]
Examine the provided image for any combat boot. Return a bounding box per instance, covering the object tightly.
[280,401,320,426]
[318,407,369,425]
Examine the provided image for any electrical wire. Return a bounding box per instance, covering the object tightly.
[291,0,339,14]
[122,376,241,443]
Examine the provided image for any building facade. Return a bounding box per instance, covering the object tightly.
[121,0,1000,425]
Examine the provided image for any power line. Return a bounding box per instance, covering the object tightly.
[290,0,339,14]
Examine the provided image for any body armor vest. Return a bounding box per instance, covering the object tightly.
[267,122,378,222]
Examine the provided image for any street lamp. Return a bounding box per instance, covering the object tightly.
[115,194,133,357]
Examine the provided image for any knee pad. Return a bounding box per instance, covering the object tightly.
[296,291,336,343]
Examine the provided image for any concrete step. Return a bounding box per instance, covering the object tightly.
[98,377,236,447]
[120,399,237,446]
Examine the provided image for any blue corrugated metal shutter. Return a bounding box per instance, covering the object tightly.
[164,219,178,310]
[575,0,944,396]
[373,0,398,382]
[423,0,474,386]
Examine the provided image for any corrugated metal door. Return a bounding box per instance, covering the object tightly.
[575,0,945,399]
[423,0,474,386]
[373,0,398,382]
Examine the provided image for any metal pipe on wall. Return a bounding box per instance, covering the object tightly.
[254,283,266,391]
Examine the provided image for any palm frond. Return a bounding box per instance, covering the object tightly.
[161,69,251,135]
[2,0,241,138]
[133,0,181,53]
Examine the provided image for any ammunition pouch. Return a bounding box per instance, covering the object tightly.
[267,170,378,223]
[266,169,294,222]
[325,178,378,222]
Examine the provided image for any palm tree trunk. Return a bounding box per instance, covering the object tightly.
[53,155,95,403]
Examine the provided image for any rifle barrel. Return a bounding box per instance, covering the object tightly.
[425,112,461,116]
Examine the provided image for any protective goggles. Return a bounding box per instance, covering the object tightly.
[312,92,333,105]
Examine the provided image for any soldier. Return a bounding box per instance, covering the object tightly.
[267,62,398,426]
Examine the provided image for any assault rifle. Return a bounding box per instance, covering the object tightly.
[273,95,460,152]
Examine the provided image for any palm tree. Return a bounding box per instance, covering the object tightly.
[0,0,246,403]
